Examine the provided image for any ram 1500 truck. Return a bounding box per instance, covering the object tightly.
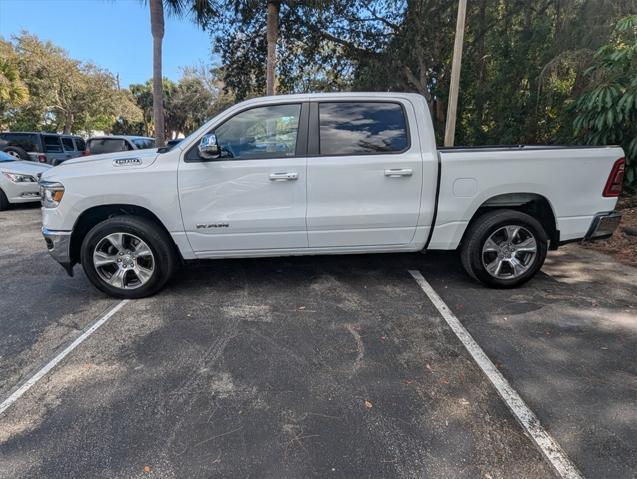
[39,93,625,298]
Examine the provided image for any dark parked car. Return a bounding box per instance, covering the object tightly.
[0,132,85,165]
[85,136,156,155]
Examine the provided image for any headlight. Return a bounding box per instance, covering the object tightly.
[40,181,65,208]
[3,171,38,183]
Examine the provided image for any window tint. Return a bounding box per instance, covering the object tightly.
[61,137,75,151]
[43,135,63,152]
[132,138,156,149]
[74,137,86,151]
[0,133,39,151]
[87,138,128,154]
[319,102,408,155]
[213,104,301,160]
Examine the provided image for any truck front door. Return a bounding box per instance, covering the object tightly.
[178,102,309,254]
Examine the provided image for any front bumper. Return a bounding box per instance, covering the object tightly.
[584,211,622,241]
[42,227,74,276]
[2,180,41,204]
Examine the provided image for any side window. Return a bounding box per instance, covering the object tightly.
[43,135,63,153]
[74,138,86,151]
[318,102,409,156]
[0,133,38,151]
[61,137,75,151]
[212,104,301,160]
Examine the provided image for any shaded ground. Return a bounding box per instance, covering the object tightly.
[582,195,637,268]
[0,254,554,478]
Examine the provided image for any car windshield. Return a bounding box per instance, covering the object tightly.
[0,151,17,162]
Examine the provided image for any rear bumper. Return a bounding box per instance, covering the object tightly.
[557,211,622,247]
[584,211,622,241]
[42,227,74,276]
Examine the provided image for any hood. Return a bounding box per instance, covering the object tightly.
[57,149,160,168]
[0,160,51,176]
[40,149,160,183]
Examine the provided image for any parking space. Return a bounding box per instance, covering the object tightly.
[1,207,636,478]
[423,247,637,478]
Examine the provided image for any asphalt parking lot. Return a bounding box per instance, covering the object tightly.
[1,206,636,478]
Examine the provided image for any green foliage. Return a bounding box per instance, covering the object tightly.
[1,32,142,134]
[573,15,637,189]
[0,39,29,121]
[116,67,234,138]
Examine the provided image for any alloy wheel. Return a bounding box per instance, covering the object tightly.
[93,232,155,289]
[481,225,537,279]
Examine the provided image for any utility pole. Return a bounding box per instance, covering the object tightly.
[444,0,467,147]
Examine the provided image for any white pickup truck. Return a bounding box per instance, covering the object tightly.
[40,93,625,298]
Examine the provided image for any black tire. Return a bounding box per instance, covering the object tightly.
[2,147,29,161]
[460,209,548,288]
[80,216,177,299]
[0,189,9,211]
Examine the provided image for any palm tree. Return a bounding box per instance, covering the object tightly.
[266,0,279,95]
[146,0,217,146]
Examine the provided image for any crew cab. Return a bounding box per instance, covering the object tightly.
[39,93,625,298]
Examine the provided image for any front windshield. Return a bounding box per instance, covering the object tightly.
[0,151,17,162]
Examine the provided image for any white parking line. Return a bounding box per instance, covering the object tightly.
[0,299,130,416]
[408,270,583,479]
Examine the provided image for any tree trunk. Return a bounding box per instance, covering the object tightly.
[266,1,280,96]
[150,0,166,146]
[62,112,74,134]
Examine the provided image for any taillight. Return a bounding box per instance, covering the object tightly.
[82,149,90,156]
[38,154,47,163]
[603,157,625,197]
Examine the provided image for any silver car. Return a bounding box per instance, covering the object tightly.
[0,151,51,210]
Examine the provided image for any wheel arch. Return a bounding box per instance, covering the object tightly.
[70,204,181,265]
[461,193,559,250]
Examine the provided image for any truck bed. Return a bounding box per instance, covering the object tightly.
[427,145,624,250]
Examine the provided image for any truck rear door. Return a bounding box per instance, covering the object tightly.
[306,100,423,247]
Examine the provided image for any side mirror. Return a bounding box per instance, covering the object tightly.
[198,133,220,160]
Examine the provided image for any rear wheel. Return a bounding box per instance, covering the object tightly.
[460,209,548,288]
[80,216,177,299]
[3,147,29,161]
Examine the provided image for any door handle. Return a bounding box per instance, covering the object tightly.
[269,172,298,181]
[384,168,413,177]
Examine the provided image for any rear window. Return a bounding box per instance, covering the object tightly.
[43,135,63,153]
[131,138,156,150]
[74,137,86,151]
[318,102,409,155]
[87,138,132,154]
[0,133,40,152]
[61,137,75,151]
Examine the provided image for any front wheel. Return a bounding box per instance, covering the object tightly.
[460,209,548,288]
[80,216,177,299]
